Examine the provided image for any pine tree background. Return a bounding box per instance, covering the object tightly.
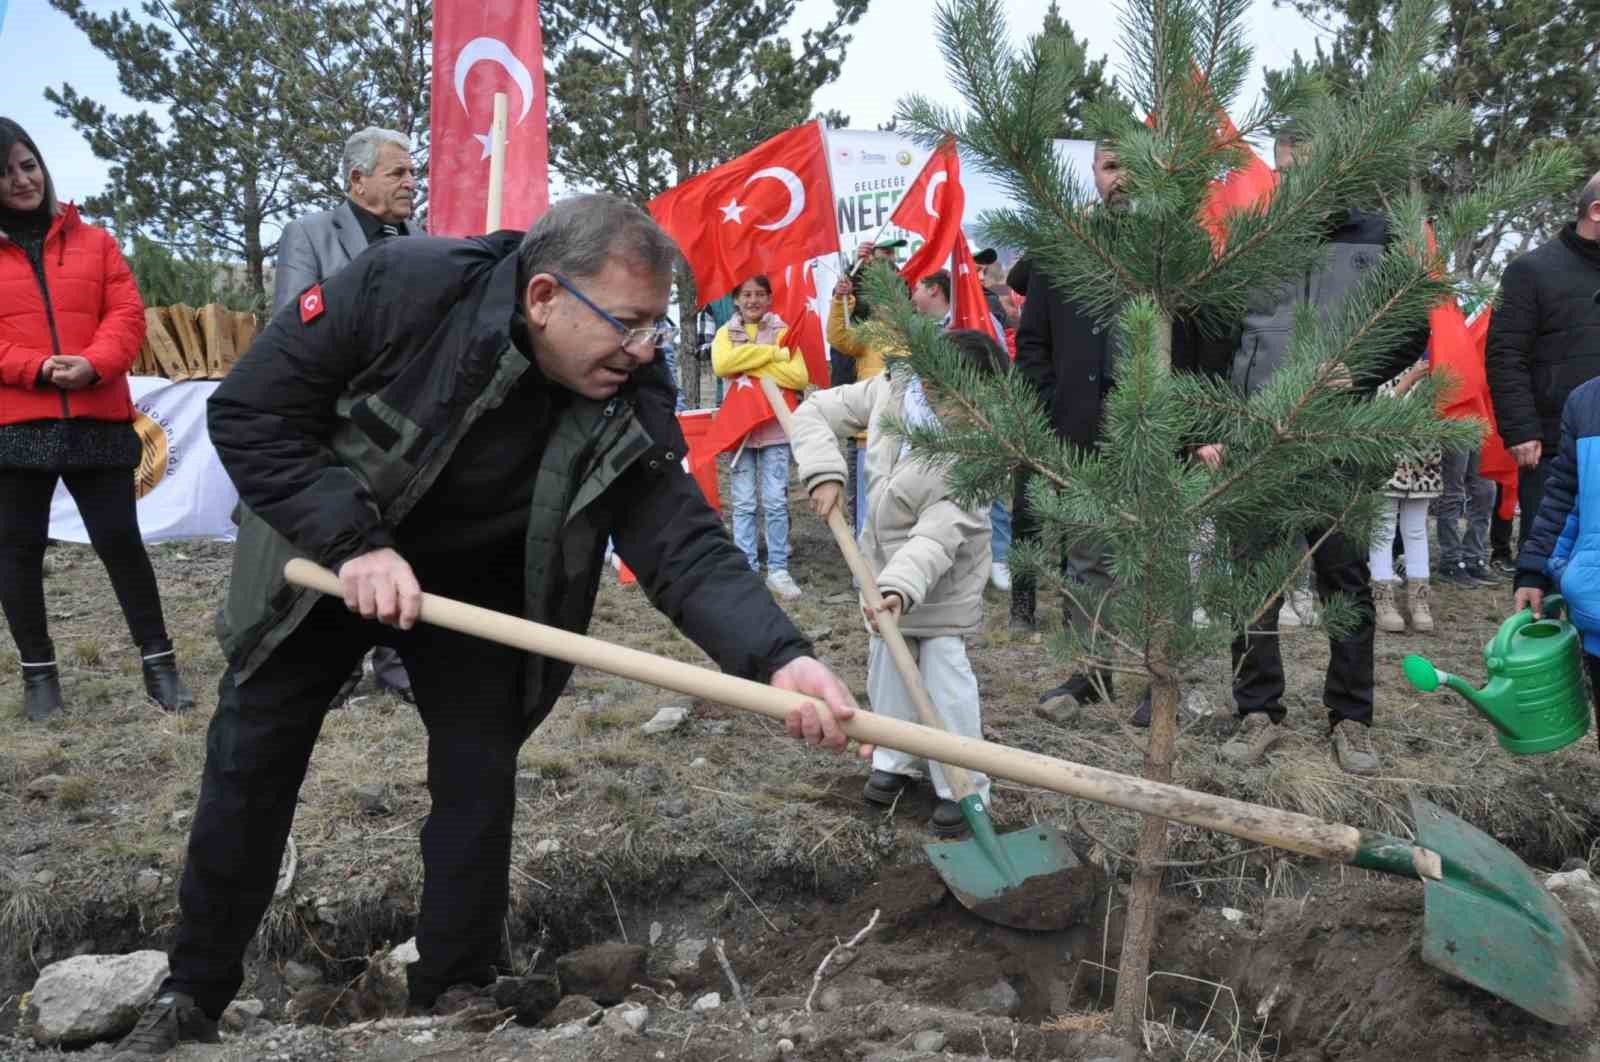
[859,0,1579,1045]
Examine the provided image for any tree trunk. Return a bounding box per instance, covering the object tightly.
[241,167,265,306]
[677,265,701,408]
[1111,313,1177,1057]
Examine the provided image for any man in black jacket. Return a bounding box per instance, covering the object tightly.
[113,195,862,1059]
[1487,171,1600,555]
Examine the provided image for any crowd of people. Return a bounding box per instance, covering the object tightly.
[3,109,1600,1059]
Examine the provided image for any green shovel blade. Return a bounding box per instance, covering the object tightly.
[923,806,1102,932]
[1411,795,1599,1025]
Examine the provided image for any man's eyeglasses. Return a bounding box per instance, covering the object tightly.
[553,273,673,353]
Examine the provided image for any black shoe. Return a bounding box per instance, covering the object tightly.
[1040,671,1112,706]
[21,660,63,722]
[929,799,968,838]
[329,666,363,710]
[1490,553,1518,576]
[1461,562,1495,586]
[1008,587,1037,633]
[1129,688,1152,728]
[111,991,219,1059]
[141,646,195,713]
[1437,565,1474,587]
[863,770,915,807]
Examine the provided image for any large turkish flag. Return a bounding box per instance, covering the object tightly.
[429,0,550,236]
[649,122,839,305]
[894,140,966,286]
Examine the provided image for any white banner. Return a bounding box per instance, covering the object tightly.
[49,377,239,543]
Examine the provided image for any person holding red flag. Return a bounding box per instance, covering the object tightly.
[712,275,810,599]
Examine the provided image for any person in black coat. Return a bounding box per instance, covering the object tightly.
[1487,171,1600,555]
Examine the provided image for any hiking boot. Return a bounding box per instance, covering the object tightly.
[141,644,195,713]
[1438,563,1475,588]
[1330,719,1381,776]
[929,799,968,838]
[1406,579,1434,633]
[1008,587,1037,633]
[863,770,915,807]
[1490,552,1518,576]
[1221,713,1285,765]
[1040,671,1111,706]
[989,562,1012,592]
[21,659,63,722]
[765,570,803,600]
[1373,581,1406,633]
[111,991,219,1059]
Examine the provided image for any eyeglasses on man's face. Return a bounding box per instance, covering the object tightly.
[553,273,673,354]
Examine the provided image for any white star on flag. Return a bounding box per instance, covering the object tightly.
[719,198,747,224]
[473,130,512,160]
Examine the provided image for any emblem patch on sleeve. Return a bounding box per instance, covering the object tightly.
[299,284,326,323]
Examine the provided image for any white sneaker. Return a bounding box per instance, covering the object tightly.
[990,562,1012,592]
[766,570,803,600]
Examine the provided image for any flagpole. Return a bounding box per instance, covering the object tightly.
[484,92,509,232]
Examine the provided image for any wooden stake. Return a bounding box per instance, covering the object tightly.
[485,92,509,232]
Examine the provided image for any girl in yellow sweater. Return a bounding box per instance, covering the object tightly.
[712,275,810,599]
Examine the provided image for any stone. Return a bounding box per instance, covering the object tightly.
[1547,868,1600,919]
[492,975,561,1024]
[1546,868,1596,892]
[692,992,722,1012]
[222,998,265,1032]
[555,942,648,1005]
[282,959,324,991]
[659,797,690,818]
[1181,688,1218,719]
[777,1038,796,1054]
[912,1029,947,1053]
[960,979,1021,1017]
[641,706,689,735]
[603,1002,649,1037]
[816,986,844,1012]
[670,937,707,975]
[23,951,169,1046]
[649,921,663,946]
[32,869,57,888]
[389,937,420,966]
[1220,907,1246,923]
[531,839,562,859]
[134,869,162,898]
[540,995,602,1029]
[24,774,66,800]
[351,783,391,816]
[702,720,733,737]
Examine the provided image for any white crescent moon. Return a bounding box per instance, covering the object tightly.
[454,37,534,123]
[744,167,806,231]
[924,171,948,218]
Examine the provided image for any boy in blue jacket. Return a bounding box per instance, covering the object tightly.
[1513,376,1600,718]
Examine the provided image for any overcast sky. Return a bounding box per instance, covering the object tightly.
[1,0,1328,206]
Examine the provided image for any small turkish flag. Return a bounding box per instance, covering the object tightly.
[770,259,828,387]
[299,284,325,323]
[950,236,1003,346]
[649,122,839,306]
[894,140,966,286]
[689,375,800,471]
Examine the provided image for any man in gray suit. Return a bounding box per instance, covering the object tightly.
[273,126,418,703]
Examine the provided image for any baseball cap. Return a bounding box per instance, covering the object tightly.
[973,247,999,266]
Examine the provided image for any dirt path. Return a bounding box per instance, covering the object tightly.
[2,488,1598,1059]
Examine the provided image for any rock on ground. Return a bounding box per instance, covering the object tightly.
[554,941,647,1005]
[23,951,168,1046]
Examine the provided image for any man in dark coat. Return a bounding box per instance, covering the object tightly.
[112,195,862,1059]
[1487,171,1600,555]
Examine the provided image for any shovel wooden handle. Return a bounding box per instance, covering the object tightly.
[755,376,985,803]
[285,559,1439,880]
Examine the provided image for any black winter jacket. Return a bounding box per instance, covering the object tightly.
[209,231,811,698]
[1487,224,1600,451]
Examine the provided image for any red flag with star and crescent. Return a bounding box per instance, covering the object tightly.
[770,258,829,387]
[429,0,550,235]
[688,375,800,471]
[893,139,966,285]
[648,122,839,306]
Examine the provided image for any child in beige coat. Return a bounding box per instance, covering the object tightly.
[787,330,1007,836]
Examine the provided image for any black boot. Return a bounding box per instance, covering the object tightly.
[21,658,64,722]
[1008,586,1037,633]
[1040,671,1112,706]
[141,642,195,712]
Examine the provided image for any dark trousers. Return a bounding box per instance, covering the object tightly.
[1231,524,1375,727]
[1491,483,1513,559]
[163,560,534,1018]
[1515,456,1555,556]
[0,467,168,660]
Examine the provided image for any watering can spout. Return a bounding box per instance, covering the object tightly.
[1402,655,1518,735]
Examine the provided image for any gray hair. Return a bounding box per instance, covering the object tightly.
[518,193,680,283]
[1579,171,1600,222]
[342,126,411,187]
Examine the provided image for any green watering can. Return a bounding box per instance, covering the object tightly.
[1403,594,1592,755]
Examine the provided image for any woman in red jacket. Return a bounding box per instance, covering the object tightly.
[0,118,193,721]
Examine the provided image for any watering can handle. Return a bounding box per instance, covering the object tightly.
[1487,594,1566,666]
